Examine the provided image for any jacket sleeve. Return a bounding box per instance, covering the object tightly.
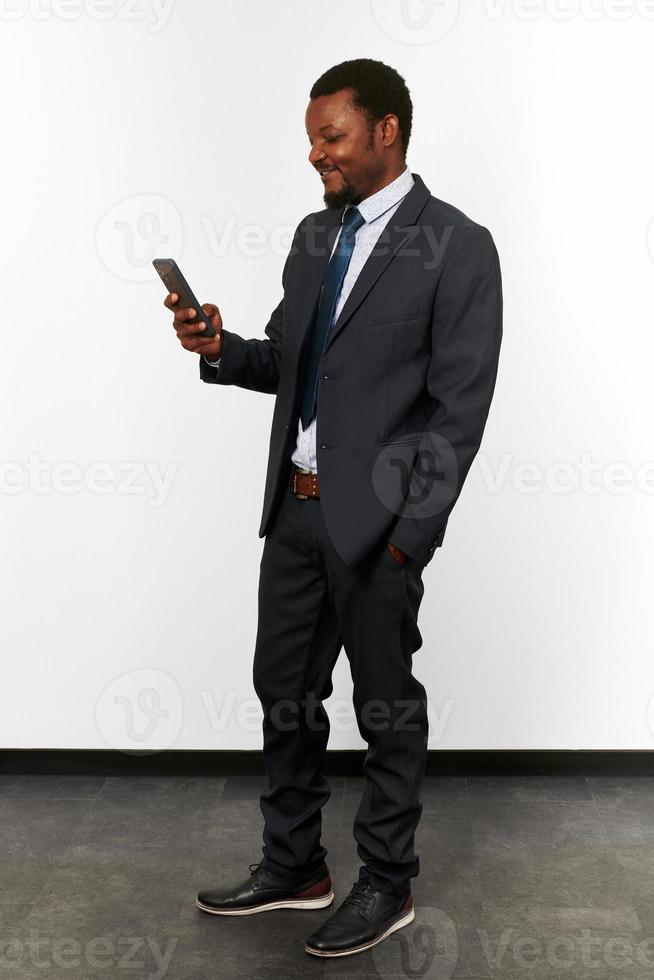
[389,222,503,566]
[199,225,297,394]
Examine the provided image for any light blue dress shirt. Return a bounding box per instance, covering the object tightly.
[206,165,415,474]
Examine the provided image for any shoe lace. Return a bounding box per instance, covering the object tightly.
[342,878,376,916]
[248,862,267,889]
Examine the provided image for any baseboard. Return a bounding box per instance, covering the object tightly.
[0,750,652,777]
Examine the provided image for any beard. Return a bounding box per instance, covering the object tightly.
[322,169,359,209]
[322,138,383,209]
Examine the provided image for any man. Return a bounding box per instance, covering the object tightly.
[164,58,503,958]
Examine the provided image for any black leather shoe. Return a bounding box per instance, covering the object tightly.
[196,861,334,916]
[304,872,414,957]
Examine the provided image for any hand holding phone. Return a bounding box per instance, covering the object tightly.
[154,258,223,360]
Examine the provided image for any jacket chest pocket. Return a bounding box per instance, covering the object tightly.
[364,308,421,328]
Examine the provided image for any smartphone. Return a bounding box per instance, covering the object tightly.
[152,258,216,338]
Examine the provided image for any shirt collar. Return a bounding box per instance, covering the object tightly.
[343,165,414,226]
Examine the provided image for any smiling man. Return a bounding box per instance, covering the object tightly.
[165,58,503,958]
[311,89,398,209]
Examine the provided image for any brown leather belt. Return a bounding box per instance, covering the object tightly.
[288,463,410,565]
[289,465,320,499]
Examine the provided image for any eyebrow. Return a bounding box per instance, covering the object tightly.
[306,123,340,135]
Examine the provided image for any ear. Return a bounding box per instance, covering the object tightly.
[380,114,401,149]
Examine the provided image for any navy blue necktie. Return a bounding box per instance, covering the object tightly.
[298,205,366,429]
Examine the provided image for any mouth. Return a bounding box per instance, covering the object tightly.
[319,167,339,181]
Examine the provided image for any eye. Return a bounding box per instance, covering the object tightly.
[325,136,340,142]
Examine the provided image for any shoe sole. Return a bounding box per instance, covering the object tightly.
[196,891,335,916]
[304,905,415,957]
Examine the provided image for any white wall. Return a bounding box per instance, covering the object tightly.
[1,0,653,751]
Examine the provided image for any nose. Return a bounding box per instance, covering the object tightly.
[308,144,326,168]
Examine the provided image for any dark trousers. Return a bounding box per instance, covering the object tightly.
[252,477,429,896]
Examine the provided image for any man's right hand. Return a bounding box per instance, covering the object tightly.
[164,292,223,360]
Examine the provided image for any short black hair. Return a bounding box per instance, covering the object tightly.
[310,58,413,156]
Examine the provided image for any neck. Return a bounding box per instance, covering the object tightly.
[352,162,407,204]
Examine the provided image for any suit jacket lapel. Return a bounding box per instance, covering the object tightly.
[292,172,431,357]
[325,172,431,351]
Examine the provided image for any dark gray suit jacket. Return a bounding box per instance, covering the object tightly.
[200,172,503,568]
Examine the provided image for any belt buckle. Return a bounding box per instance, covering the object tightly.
[293,467,309,500]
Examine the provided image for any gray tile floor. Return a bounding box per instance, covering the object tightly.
[1,774,653,978]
